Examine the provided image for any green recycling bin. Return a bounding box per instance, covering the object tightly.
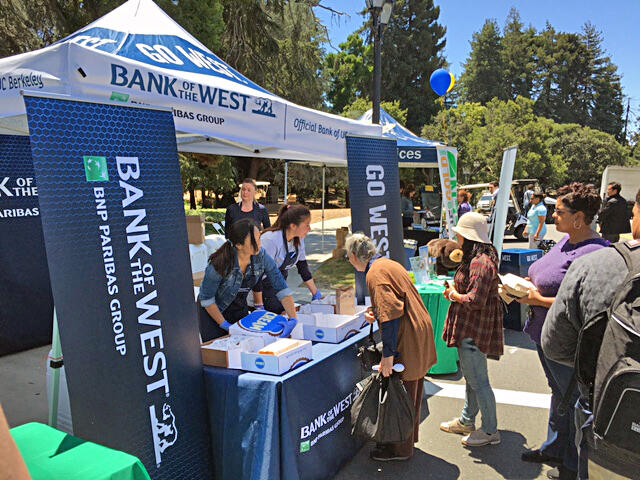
[10,423,151,480]
[416,283,459,375]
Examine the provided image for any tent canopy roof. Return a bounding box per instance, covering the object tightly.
[0,0,381,166]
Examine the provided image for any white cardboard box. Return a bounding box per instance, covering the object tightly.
[241,339,312,375]
[292,313,365,343]
[201,335,265,369]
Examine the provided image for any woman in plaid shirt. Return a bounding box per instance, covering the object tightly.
[440,212,504,447]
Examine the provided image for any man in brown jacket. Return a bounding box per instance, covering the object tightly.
[346,233,437,462]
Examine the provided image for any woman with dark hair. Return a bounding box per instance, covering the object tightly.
[518,183,609,480]
[440,212,504,447]
[401,181,415,228]
[198,218,298,341]
[224,178,271,238]
[255,204,321,313]
[525,192,547,248]
[458,190,472,218]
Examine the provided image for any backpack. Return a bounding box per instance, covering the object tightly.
[572,241,640,476]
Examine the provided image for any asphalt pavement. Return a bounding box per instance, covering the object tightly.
[0,218,570,480]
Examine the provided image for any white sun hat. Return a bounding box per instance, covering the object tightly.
[452,212,491,244]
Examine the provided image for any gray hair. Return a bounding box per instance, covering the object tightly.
[345,232,377,264]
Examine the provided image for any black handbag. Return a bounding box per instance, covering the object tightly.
[357,323,382,372]
[351,372,415,443]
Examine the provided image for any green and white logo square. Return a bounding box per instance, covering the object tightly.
[300,440,310,453]
[83,156,109,182]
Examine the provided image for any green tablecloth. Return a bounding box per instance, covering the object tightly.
[417,283,459,375]
[11,423,151,480]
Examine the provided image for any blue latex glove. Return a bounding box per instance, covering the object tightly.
[254,304,264,311]
[279,318,297,338]
[219,321,232,332]
[311,291,323,301]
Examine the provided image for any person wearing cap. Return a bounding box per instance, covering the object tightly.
[440,212,504,447]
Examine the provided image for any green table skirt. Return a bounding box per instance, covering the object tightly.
[11,423,151,480]
[417,283,459,375]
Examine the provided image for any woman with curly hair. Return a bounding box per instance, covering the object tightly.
[518,183,609,480]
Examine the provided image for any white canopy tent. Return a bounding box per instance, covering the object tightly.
[0,0,383,237]
[0,0,381,164]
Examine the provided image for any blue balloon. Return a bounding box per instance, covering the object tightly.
[430,68,452,96]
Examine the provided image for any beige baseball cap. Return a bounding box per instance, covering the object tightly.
[452,212,491,244]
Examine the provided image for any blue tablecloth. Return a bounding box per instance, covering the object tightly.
[203,328,374,480]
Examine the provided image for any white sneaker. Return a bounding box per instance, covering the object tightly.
[461,430,501,447]
[440,417,475,435]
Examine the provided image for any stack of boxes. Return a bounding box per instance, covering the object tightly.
[186,214,207,286]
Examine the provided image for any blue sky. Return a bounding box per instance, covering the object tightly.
[314,0,640,125]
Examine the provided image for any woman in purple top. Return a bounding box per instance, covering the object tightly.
[457,190,473,218]
[518,183,608,479]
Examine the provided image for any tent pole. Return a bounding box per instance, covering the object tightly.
[321,165,326,249]
[284,161,289,204]
[48,309,62,429]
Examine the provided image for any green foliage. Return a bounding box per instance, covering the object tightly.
[458,9,625,139]
[422,97,631,188]
[324,33,372,113]
[341,98,408,125]
[379,0,447,132]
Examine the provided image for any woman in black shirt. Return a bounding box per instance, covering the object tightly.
[224,178,271,238]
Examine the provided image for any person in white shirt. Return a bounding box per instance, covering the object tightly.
[254,204,322,313]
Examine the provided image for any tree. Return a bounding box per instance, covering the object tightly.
[341,98,408,125]
[501,8,537,100]
[458,20,505,105]
[378,0,447,133]
[324,33,372,114]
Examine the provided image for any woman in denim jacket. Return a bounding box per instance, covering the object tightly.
[198,219,298,341]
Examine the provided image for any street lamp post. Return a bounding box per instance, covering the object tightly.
[366,0,394,125]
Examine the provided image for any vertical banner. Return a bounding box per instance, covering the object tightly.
[491,146,518,258]
[23,94,211,478]
[0,134,53,355]
[346,135,403,304]
[436,146,459,238]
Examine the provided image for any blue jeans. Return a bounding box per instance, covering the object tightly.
[539,346,581,474]
[458,338,498,434]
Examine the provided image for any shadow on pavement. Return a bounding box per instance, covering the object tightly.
[465,429,542,479]
[504,329,537,351]
[336,444,461,479]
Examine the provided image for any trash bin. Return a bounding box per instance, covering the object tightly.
[417,283,458,375]
[499,249,543,330]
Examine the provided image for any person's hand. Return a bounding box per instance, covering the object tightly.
[533,233,539,241]
[311,291,323,301]
[219,321,232,332]
[379,356,394,377]
[254,304,264,310]
[364,310,375,324]
[279,318,297,338]
[443,285,458,302]
[516,288,542,306]
[523,228,529,238]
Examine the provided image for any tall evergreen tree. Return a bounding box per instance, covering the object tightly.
[459,19,505,105]
[501,8,537,100]
[379,0,447,133]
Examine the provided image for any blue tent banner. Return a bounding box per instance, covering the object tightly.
[346,135,404,303]
[0,134,53,355]
[23,94,212,478]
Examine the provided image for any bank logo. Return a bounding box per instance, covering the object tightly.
[255,358,265,369]
[149,403,178,466]
[300,440,310,453]
[83,156,109,182]
[252,98,275,118]
[110,91,130,102]
[315,329,325,339]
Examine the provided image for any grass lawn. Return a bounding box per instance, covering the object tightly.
[311,256,355,290]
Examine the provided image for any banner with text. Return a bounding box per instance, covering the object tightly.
[436,146,459,238]
[346,136,403,303]
[23,94,211,478]
[0,134,53,355]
